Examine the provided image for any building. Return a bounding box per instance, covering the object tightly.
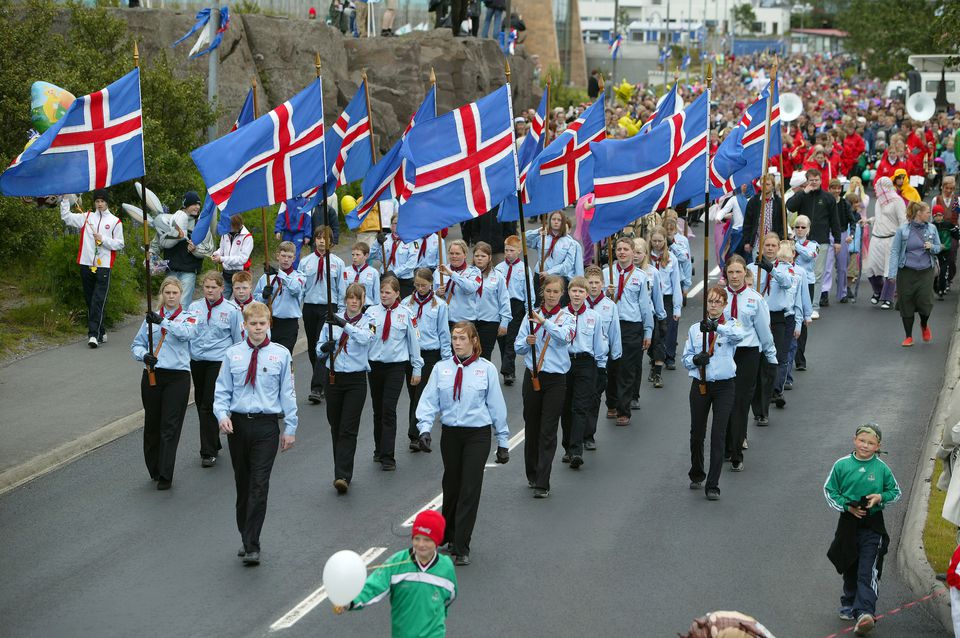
[789,27,847,55]
[514,0,588,86]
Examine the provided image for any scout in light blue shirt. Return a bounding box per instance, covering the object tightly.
[318,310,375,373]
[435,240,481,322]
[188,292,243,362]
[525,226,578,279]
[412,233,442,270]
[475,266,512,329]
[668,229,693,291]
[403,289,452,359]
[365,298,425,376]
[567,303,607,367]
[253,266,305,319]
[681,316,746,382]
[514,305,576,374]
[495,254,536,303]
[300,243,346,306]
[340,243,380,309]
[638,261,667,321]
[723,284,777,364]
[603,260,655,338]
[132,303,198,371]
[793,215,820,285]
[586,291,622,365]
[374,231,418,280]
[747,260,796,313]
[651,252,683,317]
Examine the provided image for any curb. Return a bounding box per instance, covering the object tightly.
[0,334,309,498]
[897,292,960,633]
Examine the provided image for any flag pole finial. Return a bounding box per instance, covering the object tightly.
[504,59,511,83]
[134,41,140,68]
[429,67,436,84]
[361,68,368,83]
[706,63,713,89]
[315,52,322,78]
[252,77,257,89]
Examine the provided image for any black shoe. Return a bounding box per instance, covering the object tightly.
[157,479,172,490]
[706,489,720,501]
[527,480,537,488]
[630,399,642,411]
[773,394,786,409]
[533,488,550,498]
[689,480,703,490]
[731,461,744,472]
[784,382,793,391]
[665,362,676,370]
[838,297,848,304]
[561,453,571,463]
[454,554,471,566]
[243,551,260,565]
[381,460,396,471]
[795,364,806,371]
[584,440,597,451]
[820,293,830,307]
[201,456,216,468]
[373,453,382,463]
[237,547,246,557]
[308,392,323,404]
[652,374,663,388]
[755,416,769,426]
[439,542,455,554]
[334,479,349,494]
[409,440,421,453]
[870,293,880,305]
[569,455,583,469]
[647,371,654,382]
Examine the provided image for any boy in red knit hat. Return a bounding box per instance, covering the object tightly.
[334,510,458,637]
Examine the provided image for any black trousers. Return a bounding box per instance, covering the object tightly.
[325,370,367,482]
[141,368,191,481]
[586,366,607,444]
[304,302,336,394]
[796,283,814,368]
[689,378,735,492]
[522,370,565,490]
[441,425,491,556]
[561,356,597,456]
[369,361,406,464]
[271,317,299,355]
[752,311,789,419]
[725,347,760,464]
[407,349,441,442]
[610,320,644,416]
[190,359,222,459]
[450,0,466,34]
[647,316,667,365]
[227,413,280,552]
[498,299,526,377]
[476,320,500,362]
[80,265,111,339]
[398,278,414,301]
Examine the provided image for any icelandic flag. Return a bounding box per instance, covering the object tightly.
[521,98,605,216]
[609,33,623,60]
[0,69,144,196]
[499,28,518,55]
[589,91,709,240]
[323,80,374,192]
[709,77,781,198]
[396,85,517,242]
[351,86,436,229]
[639,81,681,135]
[172,7,230,59]
[190,78,326,218]
[680,54,691,71]
[497,89,548,222]
[191,89,256,242]
[659,46,672,65]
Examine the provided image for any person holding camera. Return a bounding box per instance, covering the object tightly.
[415,321,510,566]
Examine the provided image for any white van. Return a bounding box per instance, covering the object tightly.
[906,54,960,108]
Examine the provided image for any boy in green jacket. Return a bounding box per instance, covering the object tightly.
[335,510,457,637]
[823,424,901,637]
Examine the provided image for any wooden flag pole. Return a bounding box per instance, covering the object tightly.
[315,54,337,384]
[755,60,777,291]
[135,42,157,387]
[594,74,603,267]
[361,69,386,275]
[429,68,446,288]
[251,77,275,307]
[699,63,713,395]
[507,59,540,391]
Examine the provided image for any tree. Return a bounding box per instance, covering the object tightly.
[932,1,960,64]
[731,3,756,35]
[836,0,939,80]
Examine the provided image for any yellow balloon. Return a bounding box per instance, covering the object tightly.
[617,115,640,137]
[613,80,635,106]
[341,195,358,214]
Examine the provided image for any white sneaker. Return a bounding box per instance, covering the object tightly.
[811,311,820,320]
[99,334,108,344]
[88,337,99,348]
[854,613,875,635]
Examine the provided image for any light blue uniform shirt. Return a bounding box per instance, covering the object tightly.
[723,286,777,364]
[494,258,536,303]
[652,254,683,316]
[514,307,576,374]
[670,234,693,290]
[318,314,375,373]
[747,261,796,313]
[681,319,746,381]
[365,302,424,375]
[525,230,577,279]
[340,264,380,309]
[794,238,819,284]
[476,269,511,328]
[402,292,452,358]
[415,356,510,447]
[603,263,655,338]
[300,250,345,305]
[213,339,298,436]
[784,268,807,332]
[587,294,623,364]
[374,234,418,279]
[254,269,305,319]
[434,265,481,322]
[640,265,667,321]
[566,305,607,367]
[131,306,198,371]
[187,297,244,361]
[411,234,442,270]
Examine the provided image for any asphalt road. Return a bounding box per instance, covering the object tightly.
[0,237,952,637]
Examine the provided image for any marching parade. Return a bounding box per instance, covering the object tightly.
[3,3,960,635]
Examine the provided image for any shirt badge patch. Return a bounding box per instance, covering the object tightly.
[268,354,280,362]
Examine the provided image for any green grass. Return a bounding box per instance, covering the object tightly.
[0,293,83,360]
[924,459,957,574]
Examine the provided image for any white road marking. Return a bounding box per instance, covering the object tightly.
[686,266,722,299]
[269,546,387,632]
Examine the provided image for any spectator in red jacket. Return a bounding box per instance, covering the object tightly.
[840,122,866,177]
[803,145,835,182]
[875,139,909,181]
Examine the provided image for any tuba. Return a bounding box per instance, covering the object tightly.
[906,92,936,122]
[780,92,803,122]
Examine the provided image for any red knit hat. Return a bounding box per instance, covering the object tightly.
[411,510,445,546]
[933,204,945,216]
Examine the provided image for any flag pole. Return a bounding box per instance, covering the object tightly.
[317,53,336,385]
[507,59,540,392]
[538,78,553,274]
[699,63,713,396]
[251,77,274,305]
[361,69,386,275]
[430,67,445,289]
[135,42,157,387]
[595,74,603,267]
[755,60,777,292]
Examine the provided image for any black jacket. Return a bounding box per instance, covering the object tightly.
[164,239,204,274]
[786,188,842,244]
[741,194,785,250]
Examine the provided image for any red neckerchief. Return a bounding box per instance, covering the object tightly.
[727,284,747,318]
[313,248,326,282]
[477,269,491,297]
[381,299,400,342]
[587,294,604,309]
[353,264,368,282]
[504,258,520,287]
[412,291,434,323]
[417,237,429,262]
[534,304,561,334]
[159,305,182,336]
[452,352,479,401]
[234,296,252,309]
[708,314,726,354]
[447,262,467,301]
[545,232,560,260]
[205,296,224,321]
[338,312,362,354]
[615,263,634,302]
[244,337,271,387]
[388,234,401,267]
[567,303,586,341]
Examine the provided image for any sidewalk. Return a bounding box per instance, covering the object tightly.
[0,240,358,495]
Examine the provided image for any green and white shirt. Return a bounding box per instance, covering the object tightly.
[823,452,901,514]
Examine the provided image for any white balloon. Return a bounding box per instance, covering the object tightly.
[134,181,164,214]
[323,550,367,606]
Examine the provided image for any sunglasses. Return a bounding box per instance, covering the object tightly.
[794,225,808,228]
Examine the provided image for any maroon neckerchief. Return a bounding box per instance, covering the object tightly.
[381,299,400,342]
[352,264,368,282]
[313,248,326,282]
[567,303,586,340]
[534,304,562,334]
[446,262,467,301]
[587,294,604,309]
[545,232,560,260]
[159,305,182,336]
[727,284,747,318]
[412,291,434,323]
[477,268,491,297]
[417,238,429,262]
[504,258,520,286]
[205,296,224,321]
[234,296,252,310]
[452,352,479,401]
[388,234,401,267]
[338,312,362,354]
[707,314,726,354]
[615,263,634,302]
[244,337,271,388]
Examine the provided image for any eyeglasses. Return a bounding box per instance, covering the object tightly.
[794,225,808,228]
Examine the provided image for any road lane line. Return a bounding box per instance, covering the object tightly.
[269,546,387,632]
[686,266,721,299]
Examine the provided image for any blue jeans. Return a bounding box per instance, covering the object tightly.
[480,7,502,38]
[171,271,197,306]
[840,527,884,618]
[785,332,798,385]
[776,332,796,392]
